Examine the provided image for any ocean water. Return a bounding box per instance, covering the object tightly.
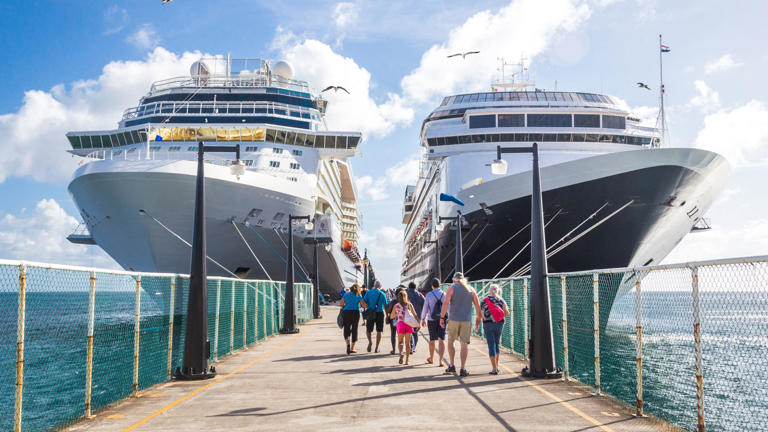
[1,288,765,431]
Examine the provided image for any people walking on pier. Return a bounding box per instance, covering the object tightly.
[478,284,510,375]
[406,282,425,353]
[340,284,363,355]
[421,277,446,366]
[440,272,482,377]
[385,286,405,354]
[389,289,420,365]
[361,280,387,353]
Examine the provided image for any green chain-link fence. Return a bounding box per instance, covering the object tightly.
[451,255,768,432]
[1,260,314,432]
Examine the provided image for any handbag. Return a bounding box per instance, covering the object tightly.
[484,297,505,322]
[403,305,420,328]
[336,309,344,328]
[363,291,383,321]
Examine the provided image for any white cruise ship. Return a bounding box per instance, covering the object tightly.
[66,56,365,295]
[401,87,730,309]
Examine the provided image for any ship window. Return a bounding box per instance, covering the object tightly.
[491,92,503,101]
[295,133,306,146]
[244,160,254,166]
[469,114,496,129]
[469,93,480,102]
[138,130,147,142]
[306,135,316,147]
[274,130,286,144]
[602,115,626,129]
[598,134,613,143]
[458,135,471,144]
[116,133,127,146]
[272,147,283,154]
[127,148,136,153]
[427,138,438,146]
[228,105,241,114]
[68,136,81,149]
[574,114,600,128]
[347,136,360,148]
[168,146,181,151]
[322,136,334,148]
[585,134,599,142]
[292,149,302,156]
[528,133,543,141]
[641,137,651,145]
[130,131,141,143]
[266,129,277,143]
[557,133,572,142]
[572,133,585,142]
[612,135,626,144]
[338,136,348,148]
[444,136,459,145]
[545,93,557,101]
[471,134,486,143]
[527,114,572,127]
[269,161,280,168]
[284,132,296,145]
[554,93,566,102]
[499,133,514,142]
[542,133,557,142]
[246,146,258,152]
[290,163,300,169]
[150,145,161,151]
[498,114,524,127]
[188,146,198,151]
[514,133,529,142]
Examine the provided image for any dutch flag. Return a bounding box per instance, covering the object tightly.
[660,44,671,53]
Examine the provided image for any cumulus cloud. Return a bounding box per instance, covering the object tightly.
[0,48,202,183]
[694,100,768,167]
[355,156,420,201]
[274,35,413,137]
[0,199,118,268]
[705,54,743,75]
[126,24,161,49]
[332,2,359,46]
[688,80,720,111]
[399,0,592,107]
[664,218,768,264]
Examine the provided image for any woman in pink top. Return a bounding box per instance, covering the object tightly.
[388,290,419,365]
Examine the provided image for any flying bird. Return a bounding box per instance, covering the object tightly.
[637,82,651,90]
[447,51,480,59]
[321,85,350,94]
[162,0,173,4]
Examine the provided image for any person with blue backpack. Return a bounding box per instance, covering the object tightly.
[361,280,387,353]
[420,278,446,367]
[478,283,510,375]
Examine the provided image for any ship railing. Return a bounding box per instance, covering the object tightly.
[1,258,314,432]
[456,254,768,432]
[149,74,313,94]
[121,100,319,121]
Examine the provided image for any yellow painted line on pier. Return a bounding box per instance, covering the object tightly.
[121,321,318,432]
[470,345,615,432]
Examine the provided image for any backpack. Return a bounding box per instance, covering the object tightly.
[430,290,446,321]
[484,297,505,322]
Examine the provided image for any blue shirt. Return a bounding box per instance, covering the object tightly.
[362,289,386,312]
[420,288,445,322]
[342,292,362,310]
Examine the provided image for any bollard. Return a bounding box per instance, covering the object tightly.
[213,280,221,360]
[14,264,27,432]
[593,273,600,395]
[230,281,235,353]
[243,283,247,347]
[133,276,142,397]
[523,278,529,360]
[692,267,706,432]
[635,278,644,416]
[84,272,96,418]
[166,278,176,380]
[561,276,569,380]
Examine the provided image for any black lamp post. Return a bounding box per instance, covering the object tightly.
[438,210,464,275]
[492,143,560,379]
[281,214,311,334]
[424,239,441,283]
[175,142,244,381]
[304,220,332,319]
[362,249,369,288]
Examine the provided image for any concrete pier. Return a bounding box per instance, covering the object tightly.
[66,307,670,432]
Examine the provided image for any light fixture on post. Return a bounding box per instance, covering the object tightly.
[491,143,560,379]
[175,142,243,381]
[282,214,311,334]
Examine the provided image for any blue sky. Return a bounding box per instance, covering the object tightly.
[1,0,767,283]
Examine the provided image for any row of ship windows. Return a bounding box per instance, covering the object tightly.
[133,103,317,120]
[441,91,615,106]
[150,146,303,156]
[426,133,657,146]
[468,113,626,129]
[68,127,361,150]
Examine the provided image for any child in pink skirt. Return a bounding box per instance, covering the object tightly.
[389,290,419,365]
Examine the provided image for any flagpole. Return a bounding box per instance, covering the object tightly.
[659,34,665,147]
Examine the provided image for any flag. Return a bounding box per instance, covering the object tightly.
[660,44,670,53]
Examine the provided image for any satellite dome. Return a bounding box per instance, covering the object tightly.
[272,61,294,80]
[190,61,211,77]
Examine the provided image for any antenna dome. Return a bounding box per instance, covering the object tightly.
[190,61,210,77]
[272,61,294,80]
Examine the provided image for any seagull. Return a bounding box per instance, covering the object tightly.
[447,51,480,59]
[637,82,651,90]
[321,85,350,94]
[162,0,173,4]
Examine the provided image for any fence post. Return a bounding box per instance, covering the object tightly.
[261,283,267,339]
[593,273,601,395]
[133,276,142,397]
[243,283,248,347]
[635,277,643,416]
[213,280,221,360]
[561,275,569,380]
[84,271,96,418]
[692,267,706,432]
[14,264,27,432]
[523,278,529,360]
[230,281,235,353]
[166,277,176,380]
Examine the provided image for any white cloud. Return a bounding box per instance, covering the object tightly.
[399,0,592,107]
[688,80,720,111]
[664,218,768,265]
[355,155,420,201]
[705,54,743,75]
[694,100,768,167]
[355,176,388,201]
[0,199,118,268]
[103,5,128,35]
[274,35,413,137]
[0,48,202,183]
[359,225,403,284]
[126,24,160,50]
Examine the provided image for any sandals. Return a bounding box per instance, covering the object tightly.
[399,354,404,364]
[426,358,433,364]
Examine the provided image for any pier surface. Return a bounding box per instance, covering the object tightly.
[66,307,667,432]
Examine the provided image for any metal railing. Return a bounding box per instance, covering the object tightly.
[149,74,313,94]
[1,259,313,432]
[121,100,318,121]
[464,254,768,432]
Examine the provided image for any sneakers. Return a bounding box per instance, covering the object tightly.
[346,344,351,355]
[489,369,499,375]
[374,348,380,353]
[445,364,456,374]
[367,341,372,352]
[390,349,396,355]
[459,368,469,377]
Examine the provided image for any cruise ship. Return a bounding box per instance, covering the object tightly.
[66,56,365,295]
[400,87,730,304]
